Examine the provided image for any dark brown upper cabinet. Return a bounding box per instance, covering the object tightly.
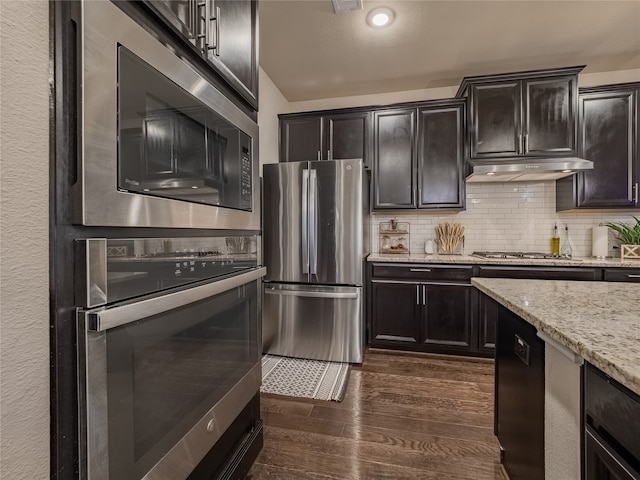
[417,100,466,209]
[279,111,372,167]
[456,66,583,161]
[143,0,259,110]
[373,107,416,208]
[557,83,639,210]
[373,100,465,210]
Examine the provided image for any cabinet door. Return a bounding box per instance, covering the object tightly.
[148,1,198,41]
[371,281,420,345]
[577,90,637,208]
[208,0,258,108]
[470,82,521,159]
[143,0,258,109]
[523,75,577,156]
[422,283,474,351]
[417,104,465,209]
[603,268,640,282]
[323,111,372,168]
[373,108,416,208]
[477,293,497,353]
[279,115,322,162]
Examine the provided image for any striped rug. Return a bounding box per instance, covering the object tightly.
[260,354,350,402]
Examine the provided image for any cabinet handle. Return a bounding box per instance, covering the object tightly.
[627,274,640,279]
[328,150,332,161]
[416,285,420,305]
[205,1,212,50]
[517,134,522,155]
[214,5,220,56]
[206,4,220,55]
[317,151,321,161]
[634,183,638,205]
[524,133,529,154]
[410,268,431,272]
[196,1,207,51]
[422,285,426,306]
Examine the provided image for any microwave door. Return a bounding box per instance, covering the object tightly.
[263,162,310,284]
[75,1,260,229]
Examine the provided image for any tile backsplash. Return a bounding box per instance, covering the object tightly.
[371,181,640,258]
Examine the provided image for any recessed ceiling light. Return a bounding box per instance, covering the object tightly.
[367,7,395,28]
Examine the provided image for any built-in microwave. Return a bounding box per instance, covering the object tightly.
[73,0,259,229]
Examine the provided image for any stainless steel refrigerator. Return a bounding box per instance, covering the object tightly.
[262,159,369,363]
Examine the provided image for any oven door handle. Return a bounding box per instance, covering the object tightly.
[83,267,266,332]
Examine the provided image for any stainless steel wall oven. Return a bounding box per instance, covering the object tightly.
[73,0,259,229]
[76,237,265,480]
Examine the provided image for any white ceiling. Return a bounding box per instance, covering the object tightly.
[259,0,640,102]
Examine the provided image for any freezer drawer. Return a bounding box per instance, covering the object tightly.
[262,284,363,363]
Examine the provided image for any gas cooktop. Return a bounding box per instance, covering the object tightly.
[471,251,579,261]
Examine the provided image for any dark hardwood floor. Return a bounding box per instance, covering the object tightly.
[247,350,506,480]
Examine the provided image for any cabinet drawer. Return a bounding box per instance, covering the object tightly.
[372,263,473,282]
[603,268,640,283]
[477,266,599,281]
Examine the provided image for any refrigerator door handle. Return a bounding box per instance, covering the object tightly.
[264,288,358,299]
[309,169,318,276]
[302,169,309,274]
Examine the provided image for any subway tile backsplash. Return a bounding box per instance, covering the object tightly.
[371,181,640,258]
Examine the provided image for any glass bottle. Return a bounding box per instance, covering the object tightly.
[550,223,560,257]
[561,224,573,258]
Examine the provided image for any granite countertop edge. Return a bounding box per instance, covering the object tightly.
[367,253,640,268]
[472,278,640,396]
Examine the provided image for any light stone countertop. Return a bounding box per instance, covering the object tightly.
[368,253,640,268]
[472,277,640,396]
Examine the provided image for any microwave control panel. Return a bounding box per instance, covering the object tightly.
[241,144,252,210]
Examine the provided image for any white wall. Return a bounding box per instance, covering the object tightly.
[0,1,51,479]
[258,67,290,174]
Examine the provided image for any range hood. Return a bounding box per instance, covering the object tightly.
[466,157,594,183]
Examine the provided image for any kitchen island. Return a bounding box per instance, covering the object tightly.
[472,277,640,480]
[472,277,640,395]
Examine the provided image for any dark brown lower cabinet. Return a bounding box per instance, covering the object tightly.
[603,268,640,282]
[369,263,639,359]
[478,293,498,353]
[370,281,420,345]
[422,283,474,351]
[370,266,477,356]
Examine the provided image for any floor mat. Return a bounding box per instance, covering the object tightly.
[260,354,350,401]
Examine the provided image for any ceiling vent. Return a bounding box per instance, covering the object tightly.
[332,0,363,14]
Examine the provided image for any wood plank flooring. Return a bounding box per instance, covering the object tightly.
[247,350,506,480]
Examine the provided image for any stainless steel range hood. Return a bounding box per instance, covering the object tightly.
[466,157,594,183]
